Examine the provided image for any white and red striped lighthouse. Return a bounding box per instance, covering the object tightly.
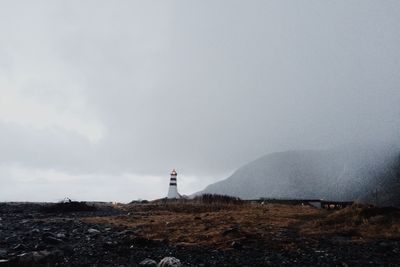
[167,169,180,199]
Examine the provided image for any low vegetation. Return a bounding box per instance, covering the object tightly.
[301,203,400,239]
[84,201,400,251]
[41,199,97,213]
[84,203,319,250]
[122,194,244,214]
[193,194,243,205]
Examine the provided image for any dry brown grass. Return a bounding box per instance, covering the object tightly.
[84,203,320,250]
[83,202,400,250]
[118,202,244,214]
[300,203,400,240]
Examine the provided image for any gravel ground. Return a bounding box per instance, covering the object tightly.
[0,203,399,266]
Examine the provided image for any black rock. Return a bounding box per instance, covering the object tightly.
[0,250,7,258]
[222,227,240,236]
[139,258,158,267]
[87,228,100,234]
[17,250,51,264]
[56,233,66,239]
[41,201,97,213]
[158,257,182,267]
[42,235,63,245]
[231,241,242,250]
[12,244,26,252]
[0,259,10,266]
[131,237,157,247]
[103,241,117,249]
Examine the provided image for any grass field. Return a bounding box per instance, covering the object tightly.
[83,201,400,251]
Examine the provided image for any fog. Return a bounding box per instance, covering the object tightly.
[0,1,399,202]
[200,143,400,204]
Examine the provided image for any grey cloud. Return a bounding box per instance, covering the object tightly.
[0,1,399,199]
[0,122,96,174]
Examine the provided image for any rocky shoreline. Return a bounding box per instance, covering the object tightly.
[0,203,399,266]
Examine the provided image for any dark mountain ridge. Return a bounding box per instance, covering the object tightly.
[199,144,400,206]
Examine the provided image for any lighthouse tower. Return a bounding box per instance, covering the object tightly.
[167,169,180,199]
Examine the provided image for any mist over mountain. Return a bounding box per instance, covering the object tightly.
[199,143,400,206]
[0,1,399,202]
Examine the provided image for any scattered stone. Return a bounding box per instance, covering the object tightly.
[103,241,117,249]
[231,241,242,249]
[0,250,7,258]
[34,243,47,251]
[43,235,63,245]
[379,241,390,247]
[12,244,26,251]
[87,228,100,234]
[116,229,135,236]
[56,233,66,239]
[41,201,97,213]
[139,258,158,267]
[158,257,182,267]
[222,227,239,236]
[18,250,51,263]
[0,259,9,265]
[42,232,64,245]
[0,202,399,266]
[377,241,393,252]
[129,236,157,247]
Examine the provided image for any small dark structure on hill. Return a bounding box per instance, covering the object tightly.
[320,200,354,210]
[253,198,354,210]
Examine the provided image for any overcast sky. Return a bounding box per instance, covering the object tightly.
[0,1,399,202]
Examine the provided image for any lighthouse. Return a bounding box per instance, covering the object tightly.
[167,169,180,199]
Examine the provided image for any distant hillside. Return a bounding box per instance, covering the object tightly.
[199,145,400,206]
